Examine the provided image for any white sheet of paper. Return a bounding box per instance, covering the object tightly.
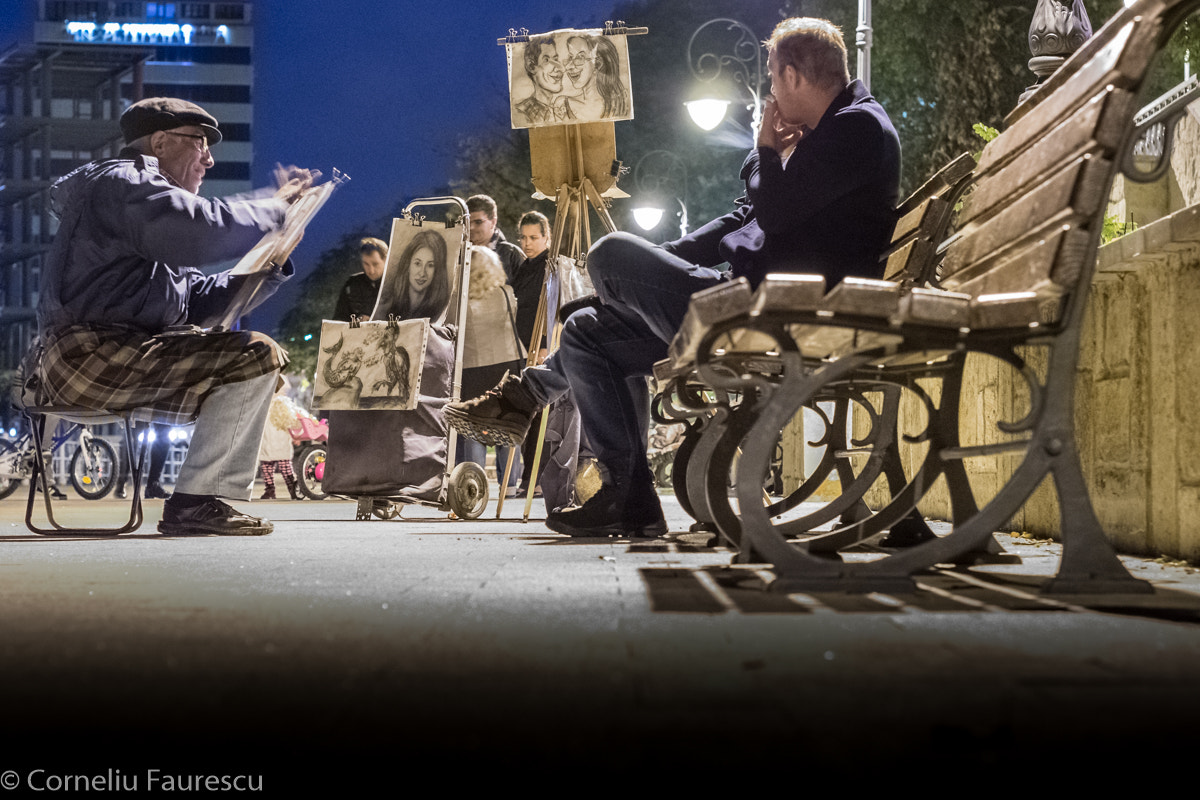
[230,180,339,276]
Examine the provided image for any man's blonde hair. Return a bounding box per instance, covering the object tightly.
[766,17,850,94]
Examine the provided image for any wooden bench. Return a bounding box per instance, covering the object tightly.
[652,152,976,551]
[658,0,1192,593]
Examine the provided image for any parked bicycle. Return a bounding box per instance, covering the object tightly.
[0,423,118,500]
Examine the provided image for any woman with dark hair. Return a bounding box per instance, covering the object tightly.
[563,34,630,120]
[384,229,451,321]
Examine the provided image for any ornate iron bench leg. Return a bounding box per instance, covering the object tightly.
[1045,436,1151,593]
[682,407,730,539]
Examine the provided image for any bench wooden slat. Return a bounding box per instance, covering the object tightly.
[882,238,934,283]
[751,273,826,314]
[943,224,1092,297]
[942,154,1112,284]
[712,329,781,356]
[896,152,975,216]
[964,87,1137,227]
[899,287,972,327]
[891,196,951,248]
[788,325,902,360]
[652,358,674,382]
[666,278,753,366]
[868,348,956,368]
[823,277,903,317]
[969,289,1065,329]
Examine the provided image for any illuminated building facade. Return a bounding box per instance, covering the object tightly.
[0,1,255,369]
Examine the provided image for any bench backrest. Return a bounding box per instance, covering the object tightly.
[883,152,975,285]
[938,0,1180,326]
[659,152,978,377]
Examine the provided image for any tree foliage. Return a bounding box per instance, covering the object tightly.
[868,2,1033,193]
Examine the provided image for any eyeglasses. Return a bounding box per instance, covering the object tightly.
[565,51,595,67]
[165,131,210,152]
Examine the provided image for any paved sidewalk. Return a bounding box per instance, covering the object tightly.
[1,492,1199,791]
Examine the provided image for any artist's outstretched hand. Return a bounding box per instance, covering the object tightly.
[757,95,804,154]
[273,163,321,204]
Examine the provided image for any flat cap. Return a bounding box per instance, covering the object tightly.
[120,97,222,145]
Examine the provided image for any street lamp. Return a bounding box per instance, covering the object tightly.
[685,18,764,137]
[632,150,689,238]
[857,1,873,90]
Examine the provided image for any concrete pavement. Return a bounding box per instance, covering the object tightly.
[1,490,1199,792]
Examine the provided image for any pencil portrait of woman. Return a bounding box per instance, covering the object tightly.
[383,228,451,321]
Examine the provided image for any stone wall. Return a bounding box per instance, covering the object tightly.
[859,204,1200,562]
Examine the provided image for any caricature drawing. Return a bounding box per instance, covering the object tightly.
[509,29,633,129]
[514,34,574,126]
[562,34,630,119]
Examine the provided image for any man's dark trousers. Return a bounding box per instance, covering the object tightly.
[523,232,724,509]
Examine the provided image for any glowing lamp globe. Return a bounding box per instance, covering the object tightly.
[685,98,731,131]
[633,207,665,231]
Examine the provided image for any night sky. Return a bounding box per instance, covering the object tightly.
[248,0,617,257]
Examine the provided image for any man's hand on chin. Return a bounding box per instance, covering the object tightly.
[757,96,804,154]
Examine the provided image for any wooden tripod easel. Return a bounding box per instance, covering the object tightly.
[494,122,622,521]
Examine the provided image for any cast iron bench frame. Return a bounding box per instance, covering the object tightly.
[652,153,976,553]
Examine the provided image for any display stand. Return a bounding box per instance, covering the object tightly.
[494,25,646,520]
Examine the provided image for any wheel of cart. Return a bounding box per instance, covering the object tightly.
[316,196,491,521]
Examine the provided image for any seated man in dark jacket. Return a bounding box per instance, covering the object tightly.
[447,17,901,538]
[31,97,315,536]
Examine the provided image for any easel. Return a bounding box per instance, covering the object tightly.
[493,25,646,521]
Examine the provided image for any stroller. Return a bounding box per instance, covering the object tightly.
[290,413,329,500]
[316,197,488,520]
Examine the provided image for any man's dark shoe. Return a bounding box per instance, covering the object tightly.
[144,481,170,500]
[158,496,273,536]
[115,483,128,499]
[445,372,538,447]
[547,481,666,538]
[625,504,669,538]
[625,475,668,537]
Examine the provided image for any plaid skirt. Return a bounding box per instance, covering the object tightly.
[37,324,288,425]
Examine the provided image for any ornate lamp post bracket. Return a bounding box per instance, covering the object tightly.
[686,18,765,135]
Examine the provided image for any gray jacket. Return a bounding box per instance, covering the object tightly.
[39,148,291,335]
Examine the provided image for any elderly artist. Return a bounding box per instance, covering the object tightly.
[31,97,315,536]
[447,18,902,538]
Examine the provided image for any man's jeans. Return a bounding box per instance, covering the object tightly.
[523,232,723,497]
[175,371,277,500]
